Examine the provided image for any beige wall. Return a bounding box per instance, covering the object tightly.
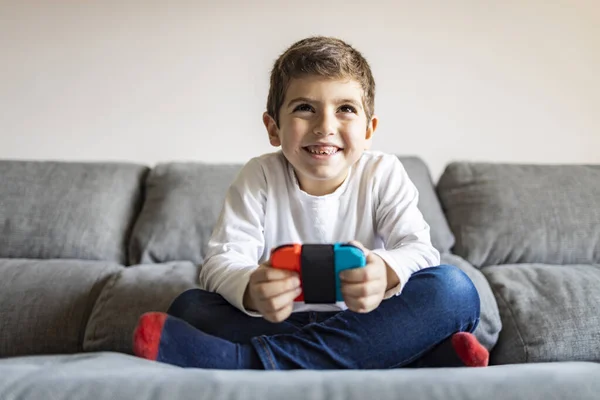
[1,1,598,179]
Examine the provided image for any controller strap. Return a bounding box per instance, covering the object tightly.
[301,244,336,303]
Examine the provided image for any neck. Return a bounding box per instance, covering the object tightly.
[296,172,348,196]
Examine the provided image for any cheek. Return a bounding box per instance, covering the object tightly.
[288,118,308,133]
[280,121,307,146]
[341,123,368,147]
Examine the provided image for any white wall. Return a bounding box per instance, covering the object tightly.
[1,0,598,180]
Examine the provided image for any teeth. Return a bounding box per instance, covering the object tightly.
[306,145,339,155]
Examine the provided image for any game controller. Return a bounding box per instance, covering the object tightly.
[270,243,366,303]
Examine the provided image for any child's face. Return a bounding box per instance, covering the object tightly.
[263,76,377,196]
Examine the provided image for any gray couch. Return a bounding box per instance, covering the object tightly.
[1,157,599,400]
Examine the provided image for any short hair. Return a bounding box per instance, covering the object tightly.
[266,36,375,127]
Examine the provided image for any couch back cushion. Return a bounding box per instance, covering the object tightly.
[83,261,200,354]
[129,162,242,265]
[0,259,121,357]
[129,156,454,265]
[0,259,199,357]
[437,163,600,268]
[484,263,600,364]
[0,161,147,264]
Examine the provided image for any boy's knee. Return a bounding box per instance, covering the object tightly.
[436,264,477,295]
[413,265,480,309]
[437,265,480,321]
[167,288,226,316]
[436,265,476,293]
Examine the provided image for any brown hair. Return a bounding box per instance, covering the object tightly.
[266,36,375,127]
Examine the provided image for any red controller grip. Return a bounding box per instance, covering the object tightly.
[270,244,304,301]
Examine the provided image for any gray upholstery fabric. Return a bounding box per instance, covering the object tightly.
[399,157,455,253]
[0,161,148,264]
[484,263,600,364]
[1,353,599,400]
[440,254,501,351]
[129,156,454,265]
[0,259,121,357]
[84,262,200,354]
[129,163,242,265]
[437,163,600,268]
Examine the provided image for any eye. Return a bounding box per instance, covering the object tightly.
[293,103,314,113]
[339,104,357,114]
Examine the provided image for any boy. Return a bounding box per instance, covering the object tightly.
[133,36,488,370]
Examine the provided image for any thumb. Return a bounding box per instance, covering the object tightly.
[347,240,370,257]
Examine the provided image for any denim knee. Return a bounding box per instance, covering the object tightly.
[167,288,226,318]
[433,264,480,326]
[431,264,479,301]
[404,265,480,331]
[437,264,478,295]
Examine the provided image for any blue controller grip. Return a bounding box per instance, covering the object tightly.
[334,243,367,301]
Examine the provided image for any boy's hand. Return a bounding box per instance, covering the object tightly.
[339,241,397,313]
[244,262,301,323]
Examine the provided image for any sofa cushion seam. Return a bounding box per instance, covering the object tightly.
[84,270,121,349]
[490,282,529,363]
[78,265,119,352]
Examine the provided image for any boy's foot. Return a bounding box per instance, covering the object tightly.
[132,312,166,361]
[407,331,489,368]
[451,332,489,367]
[132,312,262,369]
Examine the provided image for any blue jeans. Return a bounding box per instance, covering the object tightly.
[167,264,480,370]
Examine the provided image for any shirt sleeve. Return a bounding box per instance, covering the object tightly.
[198,158,267,317]
[370,157,441,298]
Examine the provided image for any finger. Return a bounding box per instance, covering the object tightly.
[347,240,370,256]
[252,266,299,283]
[339,267,367,283]
[344,294,381,313]
[341,280,384,299]
[339,264,380,283]
[365,251,383,265]
[339,260,386,283]
[263,303,294,323]
[259,286,302,313]
[254,277,301,300]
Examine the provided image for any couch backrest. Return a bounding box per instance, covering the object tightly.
[437,162,600,268]
[129,162,242,265]
[0,161,148,264]
[129,156,455,265]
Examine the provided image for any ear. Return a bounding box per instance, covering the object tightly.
[263,112,281,147]
[364,115,378,149]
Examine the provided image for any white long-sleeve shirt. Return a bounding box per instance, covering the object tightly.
[199,150,440,316]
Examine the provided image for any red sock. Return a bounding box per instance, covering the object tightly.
[133,312,167,360]
[451,332,489,367]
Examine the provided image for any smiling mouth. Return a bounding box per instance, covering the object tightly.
[302,145,343,155]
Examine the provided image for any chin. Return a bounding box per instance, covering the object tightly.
[310,168,347,181]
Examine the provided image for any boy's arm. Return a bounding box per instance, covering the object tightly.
[199,159,266,316]
[371,157,440,298]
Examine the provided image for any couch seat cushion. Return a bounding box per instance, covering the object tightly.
[1,353,599,400]
[483,263,600,364]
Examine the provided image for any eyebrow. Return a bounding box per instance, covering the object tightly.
[287,97,363,109]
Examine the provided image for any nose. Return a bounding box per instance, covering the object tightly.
[313,110,337,136]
